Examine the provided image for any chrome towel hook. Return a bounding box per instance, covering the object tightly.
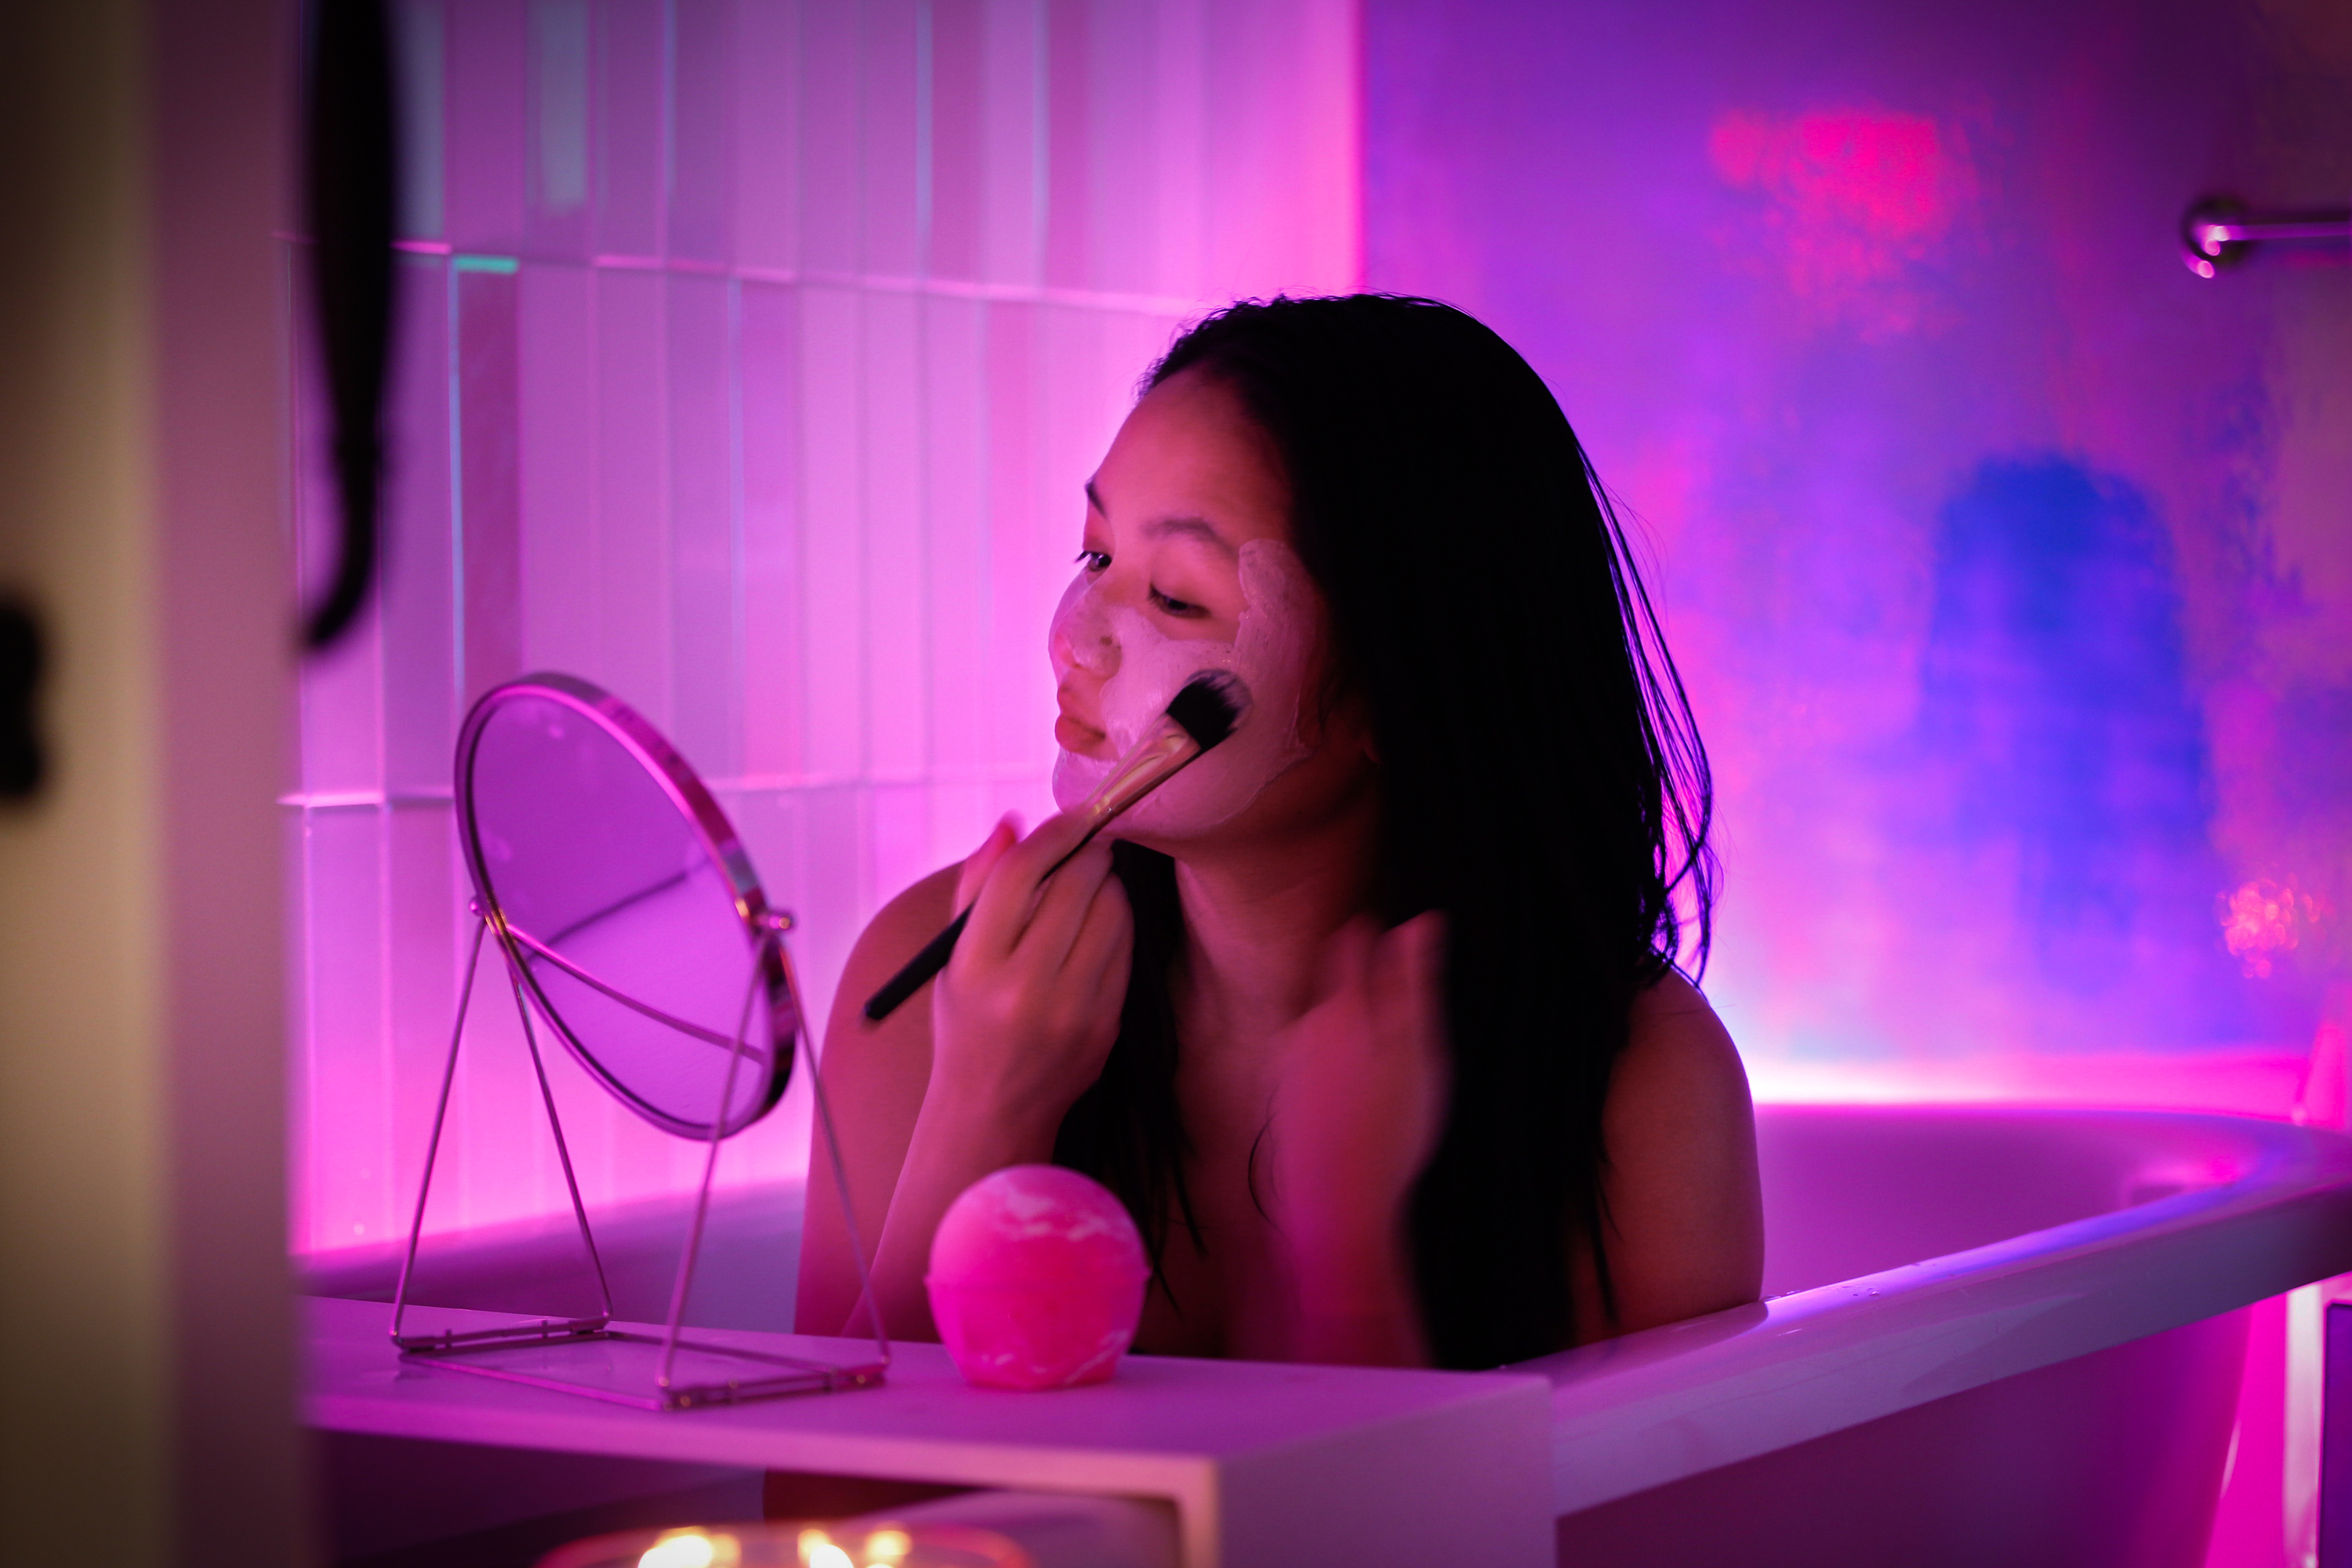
[2180,195,2351,278]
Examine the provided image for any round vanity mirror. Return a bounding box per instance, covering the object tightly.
[456,673,793,1140]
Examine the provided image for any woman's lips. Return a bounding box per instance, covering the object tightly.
[1054,710,1111,757]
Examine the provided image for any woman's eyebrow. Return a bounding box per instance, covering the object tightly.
[1142,516,1237,555]
[1084,482,1238,556]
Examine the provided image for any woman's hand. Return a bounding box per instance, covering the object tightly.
[930,811,1134,1140]
[1263,911,1450,1363]
[858,812,1133,1340]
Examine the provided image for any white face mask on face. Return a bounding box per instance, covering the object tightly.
[1048,538,1319,837]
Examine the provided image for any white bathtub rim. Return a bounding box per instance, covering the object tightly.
[1517,1106,2352,1517]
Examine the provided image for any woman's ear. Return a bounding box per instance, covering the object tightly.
[1304,656,1377,760]
[1341,695,1381,768]
[1338,684,1379,765]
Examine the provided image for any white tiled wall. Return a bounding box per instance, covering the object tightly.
[287,0,1359,1254]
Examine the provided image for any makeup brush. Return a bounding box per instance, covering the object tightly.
[862,670,1248,1024]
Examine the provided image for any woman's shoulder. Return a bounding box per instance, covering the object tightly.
[823,860,969,1067]
[1626,968,1740,1068]
[1610,967,1753,1145]
[1590,966,1763,1334]
[831,862,964,1035]
[853,862,964,967]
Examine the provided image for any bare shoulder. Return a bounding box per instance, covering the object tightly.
[808,862,964,1127]
[1582,968,1763,1338]
[834,864,964,1022]
[822,862,964,1080]
[1618,968,1751,1119]
[858,860,965,957]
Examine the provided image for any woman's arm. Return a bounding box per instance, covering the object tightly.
[1569,971,1763,1344]
[795,813,1133,1341]
[793,864,959,1340]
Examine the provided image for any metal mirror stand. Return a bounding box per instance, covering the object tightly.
[385,835,889,1411]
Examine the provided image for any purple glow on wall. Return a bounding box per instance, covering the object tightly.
[1364,0,2352,1101]
[1363,20,2350,1553]
[287,0,1359,1254]
[1708,108,1977,338]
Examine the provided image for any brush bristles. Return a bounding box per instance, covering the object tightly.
[1167,670,1247,752]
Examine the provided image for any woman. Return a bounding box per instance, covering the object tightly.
[797,295,1761,1370]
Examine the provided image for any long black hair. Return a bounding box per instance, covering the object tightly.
[1052,295,1716,1370]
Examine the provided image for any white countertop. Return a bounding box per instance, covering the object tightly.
[306,1296,1553,1568]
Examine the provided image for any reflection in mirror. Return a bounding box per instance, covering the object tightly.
[463,686,790,1138]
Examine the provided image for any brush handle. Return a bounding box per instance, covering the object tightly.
[858,821,1116,1025]
[862,906,973,1023]
[859,717,1210,1025]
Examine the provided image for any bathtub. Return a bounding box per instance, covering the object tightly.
[1528,1105,2352,1568]
[304,1104,2352,1566]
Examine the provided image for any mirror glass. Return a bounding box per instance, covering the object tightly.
[457,675,793,1139]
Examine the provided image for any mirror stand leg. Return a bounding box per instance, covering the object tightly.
[655,945,768,1396]
[802,986,891,1360]
[504,945,615,1327]
[389,916,488,1344]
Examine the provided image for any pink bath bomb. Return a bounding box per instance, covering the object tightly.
[925,1164,1149,1391]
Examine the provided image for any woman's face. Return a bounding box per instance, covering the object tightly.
[1050,368,1373,848]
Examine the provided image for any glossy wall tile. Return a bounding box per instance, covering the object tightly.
[286,0,1359,1253]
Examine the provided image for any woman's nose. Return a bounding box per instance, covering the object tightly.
[1051,606,1120,678]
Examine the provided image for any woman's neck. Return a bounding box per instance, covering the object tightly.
[1167,786,1381,1054]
